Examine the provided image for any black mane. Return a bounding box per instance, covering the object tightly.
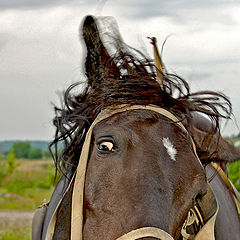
[50,16,231,175]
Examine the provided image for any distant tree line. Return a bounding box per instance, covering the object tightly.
[1,141,51,159]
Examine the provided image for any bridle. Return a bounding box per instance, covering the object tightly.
[45,104,219,240]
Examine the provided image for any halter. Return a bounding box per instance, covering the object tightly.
[44,104,218,240]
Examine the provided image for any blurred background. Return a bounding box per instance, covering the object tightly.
[0,1,239,239]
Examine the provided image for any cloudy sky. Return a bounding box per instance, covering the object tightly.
[1,0,240,141]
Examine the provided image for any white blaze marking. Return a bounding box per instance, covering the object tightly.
[162,137,177,161]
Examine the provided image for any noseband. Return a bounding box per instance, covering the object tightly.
[45,105,218,240]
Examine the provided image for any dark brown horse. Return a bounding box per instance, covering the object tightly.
[32,15,240,240]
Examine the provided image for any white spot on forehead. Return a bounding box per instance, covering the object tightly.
[162,137,177,161]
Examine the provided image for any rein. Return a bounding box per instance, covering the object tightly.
[43,104,219,240]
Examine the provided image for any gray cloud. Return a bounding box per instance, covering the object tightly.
[0,0,237,26]
[117,0,237,25]
[0,33,9,50]
[0,0,107,10]
[124,0,230,16]
[0,0,74,9]
[0,0,230,11]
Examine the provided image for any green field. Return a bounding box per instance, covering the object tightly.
[0,159,55,210]
[0,159,56,239]
[0,219,31,240]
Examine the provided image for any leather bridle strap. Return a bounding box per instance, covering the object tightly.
[194,205,218,240]
[116,227,174,240]
[71,104,202,240]
[114,207,219,240]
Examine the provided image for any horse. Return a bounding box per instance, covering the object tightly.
[32,15,240,240]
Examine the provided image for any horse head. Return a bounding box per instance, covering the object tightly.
[82,106,207,239]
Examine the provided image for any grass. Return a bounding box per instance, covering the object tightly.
[0,159,57,210]
[0,159,56,239]
[0,188,53,210]
[228,160,240,192]
[0,223,31,240]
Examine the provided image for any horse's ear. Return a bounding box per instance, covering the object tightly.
[82,15,120,82]
[192,127,240,163]
[189,112,240,162]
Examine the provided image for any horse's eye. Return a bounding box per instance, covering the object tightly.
[97,141,115,153]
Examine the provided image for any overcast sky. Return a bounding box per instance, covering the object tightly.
[1,0,240,141]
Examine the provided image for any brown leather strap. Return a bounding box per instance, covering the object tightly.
[116,227,174,240]
[181,184,218,240]
[194,205,219,240]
